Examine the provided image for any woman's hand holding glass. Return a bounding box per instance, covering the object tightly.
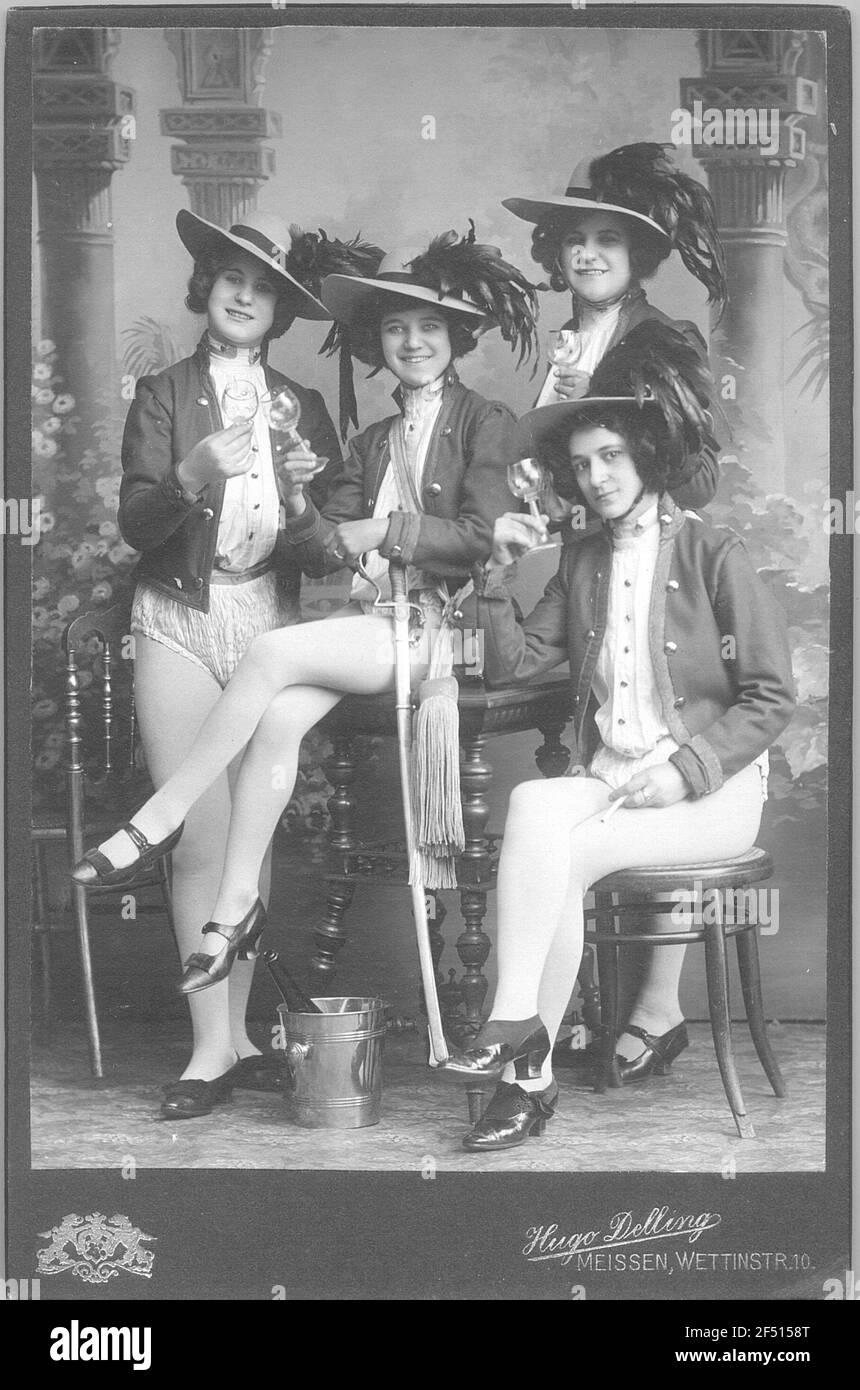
[609,763,690,809]
[506,458,560,551]
[553,368,592,401]
[490,511,551,565]
[275,441,331,517]
[176,420,256,493]
[261,387,328,485]
[549,329,591,401]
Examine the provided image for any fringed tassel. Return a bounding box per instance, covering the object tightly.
[408,622,464,890]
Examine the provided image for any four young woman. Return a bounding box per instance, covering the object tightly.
[71,145,796,1145]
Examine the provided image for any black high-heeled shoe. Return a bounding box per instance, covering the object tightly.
[462,1080,559,1151]
[71,821,184,888]
[159,1066,235,1120]
[178,900,267,995]
[616,1022,689,1083]
[441,1016,550,1080]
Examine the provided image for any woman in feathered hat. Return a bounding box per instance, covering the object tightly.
[441,322,795,1150]
[503,141,728,512]
[104,208,380,1119]
[73,226,539,997]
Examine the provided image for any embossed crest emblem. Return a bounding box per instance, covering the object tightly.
[36,1213,156,1285]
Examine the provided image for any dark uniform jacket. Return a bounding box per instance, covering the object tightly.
[475,498,796,798]
[282,367,518,589]
[118,336,341,613]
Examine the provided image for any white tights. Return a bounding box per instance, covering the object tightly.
[489,764,765,1090]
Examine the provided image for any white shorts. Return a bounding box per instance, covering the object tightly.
[130,573,299,688]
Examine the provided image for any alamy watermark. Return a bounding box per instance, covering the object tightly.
[1,495,43,545]
[670,881,779,935]
[670,102,781,157]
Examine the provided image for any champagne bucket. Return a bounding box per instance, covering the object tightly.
[277,997,387,1129]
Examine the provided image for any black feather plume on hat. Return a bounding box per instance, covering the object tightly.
[590,321,717,471]
[588,143,728,317]
[287,227,385,438]
[408,221,540,372]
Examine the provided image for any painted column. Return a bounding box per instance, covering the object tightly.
[680,30,818,489]
[160,28,280,224]
[33,28,135,433]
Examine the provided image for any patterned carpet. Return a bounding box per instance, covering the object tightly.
[30,1020,825,1172]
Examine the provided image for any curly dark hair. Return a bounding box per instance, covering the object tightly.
[538,403,674,505]
[530,211,669,294]
[345,291,480,370]
[185,248,302,340]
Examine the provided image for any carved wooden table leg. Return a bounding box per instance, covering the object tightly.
[535,715,571,779]
[311,734,358,992]
[456,733,493,1031]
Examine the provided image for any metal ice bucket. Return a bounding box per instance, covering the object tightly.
[277,996,387,1129]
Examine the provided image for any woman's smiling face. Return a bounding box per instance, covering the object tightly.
[558,211,633,304]
[207,251,278,348]
[380,304,453,387]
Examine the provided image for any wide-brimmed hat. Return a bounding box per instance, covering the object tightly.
[502,156,669,239]
[321,225,539,383]
[514,394,646,458]
[503,143,728,314]
[176,209,332,321]
[513,320,715,483]
[321,248,490,327]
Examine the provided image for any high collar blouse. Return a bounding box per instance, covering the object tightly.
[206,342,280,572]
[591,502,670,758]
[350,373,446,604]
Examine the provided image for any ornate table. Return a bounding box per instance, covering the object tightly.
[312,674,573,1041]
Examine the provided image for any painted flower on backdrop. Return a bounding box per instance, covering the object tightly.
[30,339,139,813]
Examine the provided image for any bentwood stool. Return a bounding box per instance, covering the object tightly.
[313,673,573,1045]
[32,604,176,1078]
[585,849,786,1138]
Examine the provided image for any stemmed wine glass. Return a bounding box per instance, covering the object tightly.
[220,378,259,424]
[548,328,583,372]
[506,457,561,552]
[260,386,328,476]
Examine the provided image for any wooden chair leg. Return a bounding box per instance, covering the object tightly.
[32,841,53,1027]
[703,902,754,1138]
[576,944,601,1036]
[736,925,786,1098]
[71,882,103,1079]
[594,892,622,1091]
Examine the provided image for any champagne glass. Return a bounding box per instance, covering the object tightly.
[548,327,583,371]
[261,386,328,476]
[506,457,560,552]
[220,378,258,423]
